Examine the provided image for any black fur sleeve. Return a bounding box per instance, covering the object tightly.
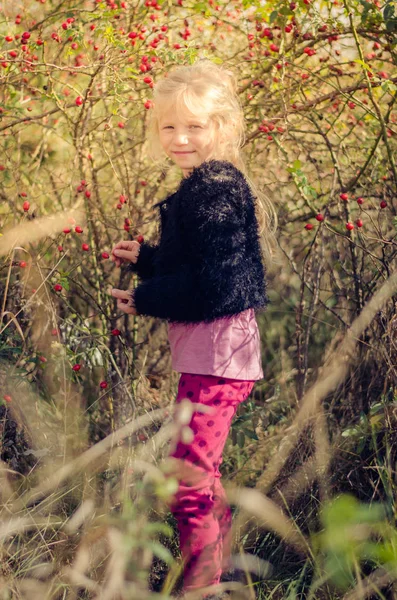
[133,161,251,323]
[127,241,158,280]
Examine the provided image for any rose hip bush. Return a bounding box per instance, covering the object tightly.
[0,0,396,596]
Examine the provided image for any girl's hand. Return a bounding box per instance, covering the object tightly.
[111,240,141,268]
[111,288,138,315]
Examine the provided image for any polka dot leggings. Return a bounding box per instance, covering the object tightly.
[168,373,255,593]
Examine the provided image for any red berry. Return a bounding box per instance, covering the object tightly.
[101,252,109,259]
[137,235,144,243]
[75,226,83,233]
[75,96,83,106]
[100,381,108,389]
[304,223,314,230]
[51,328,58,336]
[22,31,31,40]
[346,222,354,231]
[118,122,125,128]
[72,364,81,371]
[85,190,91,198]
[54,284,63,292]
[19,261,27,268]
[39,356,47,363]
[315,214,324,222]
[3,395,12,403]
[63,227,71,234]
[58,245,63,252]
[340,193,348,201]
[5,36,13,42]
[23,200,30,211]
[356,197,364,205]
[111,328,121,336]
[82,243,89,251]
[356,219,363,227]
[380,201,387,209]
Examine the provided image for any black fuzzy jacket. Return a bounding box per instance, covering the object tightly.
[129,159,269,325]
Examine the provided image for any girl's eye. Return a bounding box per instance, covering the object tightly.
[163,125,201,129]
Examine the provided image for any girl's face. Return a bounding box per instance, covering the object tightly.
[158,105,219,178]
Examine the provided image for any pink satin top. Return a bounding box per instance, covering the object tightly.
[167,308,264,381]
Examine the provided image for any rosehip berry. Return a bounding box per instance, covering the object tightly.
[101,252,109,259]
[51,328,58,335]
[23,201,30,211]
[19,261,27,268]
[58,245,63,252]
[82,243,89,251]
[118,122,125,128]
[315,214,324,222]
[137,235,144,243]
[85,190,91,198]
[304,223,314,230]
[54,284,63,292]
[75,96,83,106]
[356,219,363,227]
[111,328,121,336]
[39,356,47,363]
[3,395,12,403]
[380,201,387,209]
[72,364,81,371]
[100,381,108,389]
[356,197,364,205]
[63,228,71,234]
[75,226,83,233]
[119,194,127,204]
[346,222,354,231]
[340,193,348,201]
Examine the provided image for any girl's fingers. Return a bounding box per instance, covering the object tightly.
[113,249,135,261]
[111,288,128,299]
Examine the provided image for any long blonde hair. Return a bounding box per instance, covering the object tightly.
[145,58,279,267]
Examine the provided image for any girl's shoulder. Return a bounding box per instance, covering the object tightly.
[180,159,247,192]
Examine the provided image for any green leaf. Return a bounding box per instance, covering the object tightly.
[243,428,259,441]
[353,58,372,72]
[237,430,245,448]
[293,159,302,170]
[384,2,395,20]
[269,10,279,23]
[149,541,174,565]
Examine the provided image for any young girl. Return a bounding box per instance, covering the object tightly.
[111,59,277,599]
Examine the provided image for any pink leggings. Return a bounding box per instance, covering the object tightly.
[168,373,255,593]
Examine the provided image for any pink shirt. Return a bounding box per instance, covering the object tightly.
[167,308,264,381]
